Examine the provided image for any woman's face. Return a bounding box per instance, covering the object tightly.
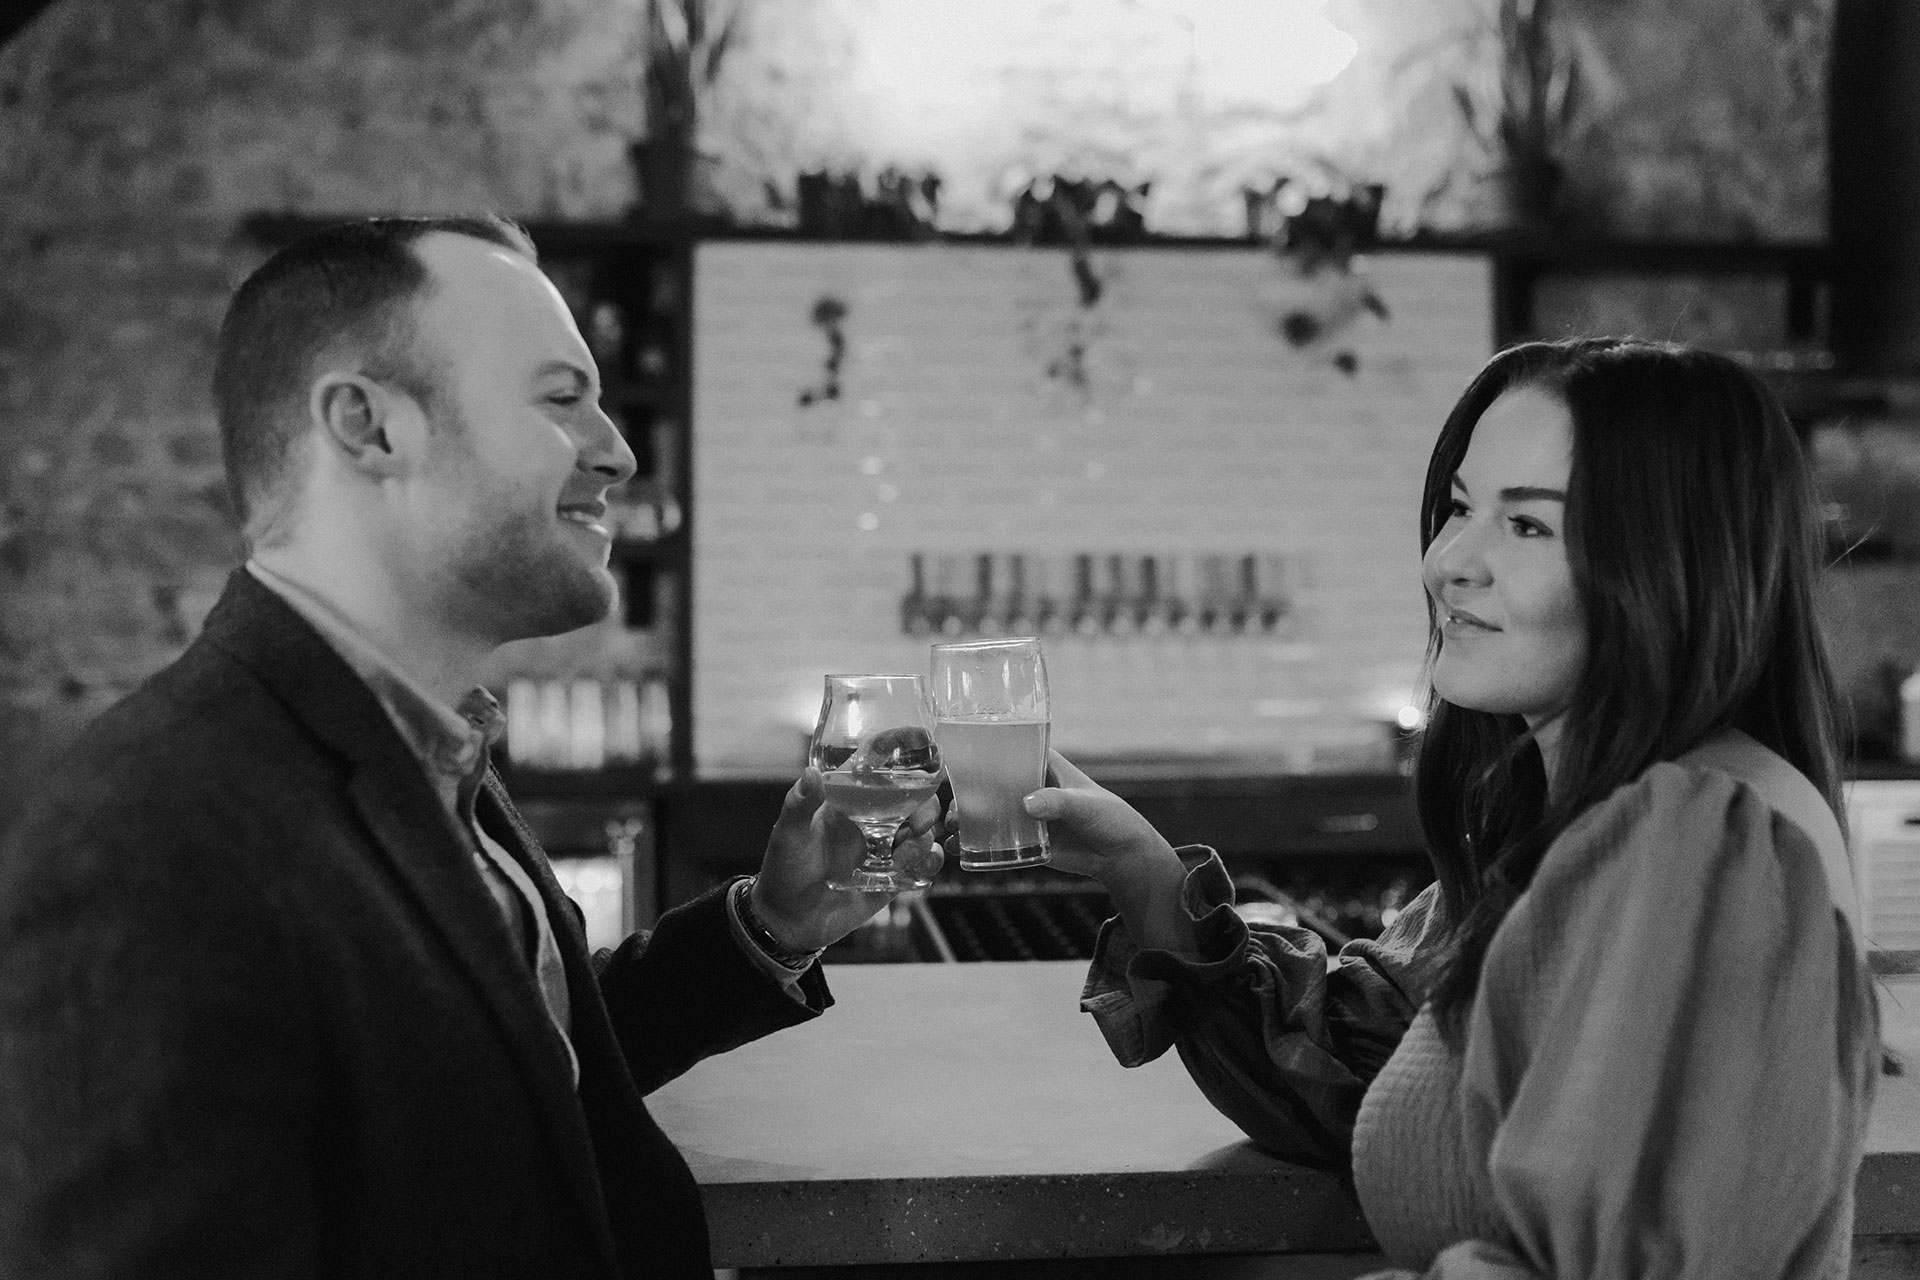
[1423,385,1588,734]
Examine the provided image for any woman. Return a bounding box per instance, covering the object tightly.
[1018,339,1882,1277]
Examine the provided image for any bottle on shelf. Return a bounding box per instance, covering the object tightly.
[586,299,626,369]
[637,675,674,768]
[566,679,607,770]
[605,679,645,767]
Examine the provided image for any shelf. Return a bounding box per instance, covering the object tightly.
[609,534,683,563]
[1849,760,1920,782]
[603,383,679,411]
[494,762,670,800]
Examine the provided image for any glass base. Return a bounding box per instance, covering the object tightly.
[827,865,935,893]
[959,844,1050,872]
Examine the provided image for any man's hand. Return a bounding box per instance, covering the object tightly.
[750,767,945,952]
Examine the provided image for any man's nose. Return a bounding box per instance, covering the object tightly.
[582,404,637,487]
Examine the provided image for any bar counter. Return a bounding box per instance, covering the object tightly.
[648,961,1920,1272]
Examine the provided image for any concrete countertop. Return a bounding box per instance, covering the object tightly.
[646,962,1920,1269]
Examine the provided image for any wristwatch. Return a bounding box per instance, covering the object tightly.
[732,876,824,972]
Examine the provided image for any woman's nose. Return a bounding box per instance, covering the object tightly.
[1426,518,1492,587]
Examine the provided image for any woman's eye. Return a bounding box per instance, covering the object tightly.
[1511,516,1553,538]
[1448,498,1470,518]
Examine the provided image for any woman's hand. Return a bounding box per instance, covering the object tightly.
[1020,751,1178,885]
[1011,750,1199,958]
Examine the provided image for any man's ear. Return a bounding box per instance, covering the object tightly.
[311,374,405,473]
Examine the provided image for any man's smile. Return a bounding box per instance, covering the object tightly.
[558,500,610,537]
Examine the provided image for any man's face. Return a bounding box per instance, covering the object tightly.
[395,233,636,644]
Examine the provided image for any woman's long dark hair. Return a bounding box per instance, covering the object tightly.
[1417,338,1845,1041]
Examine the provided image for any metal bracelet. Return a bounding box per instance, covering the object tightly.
[734,876,822,971]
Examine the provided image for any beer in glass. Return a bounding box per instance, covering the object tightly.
[929,637,1050,870]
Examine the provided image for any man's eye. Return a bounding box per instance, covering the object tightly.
[548,392,582,407]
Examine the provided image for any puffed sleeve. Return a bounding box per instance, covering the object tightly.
[1377,764,1882,1279]
[1080,847,1447,1169]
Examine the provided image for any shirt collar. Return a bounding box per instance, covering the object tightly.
[245,561,503,804]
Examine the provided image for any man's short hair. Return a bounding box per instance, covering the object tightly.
[212,214,538,540]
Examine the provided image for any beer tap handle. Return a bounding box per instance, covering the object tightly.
[1232,554,1259,633]
[1105,554,1132,635]
[966,553,994,635]
[1259,553,1290,632]
[1071,553,1099,635]
[1137,555,1163,633]
[1002,553,1029,634]
[902,552,930,636]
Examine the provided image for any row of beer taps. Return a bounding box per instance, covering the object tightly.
[901,552,1300,638]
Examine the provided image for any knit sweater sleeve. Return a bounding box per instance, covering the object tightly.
[1374,763,1882,1280]
[1079,847,1447,1169]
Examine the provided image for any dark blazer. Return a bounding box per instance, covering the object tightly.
[0,569,828,1279]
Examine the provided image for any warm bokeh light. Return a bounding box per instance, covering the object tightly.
[1394,703,1425,731]
[1180,0,1361,100]
[846,0,1358,165]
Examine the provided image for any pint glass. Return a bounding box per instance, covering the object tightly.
[928,637,1050,870]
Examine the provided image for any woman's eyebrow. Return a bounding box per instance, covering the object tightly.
[1499,485,1568,503]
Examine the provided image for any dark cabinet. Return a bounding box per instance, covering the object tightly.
[524,225,694,780]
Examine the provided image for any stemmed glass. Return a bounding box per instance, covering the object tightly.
[811,674,946,892]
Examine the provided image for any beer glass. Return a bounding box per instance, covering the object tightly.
[812,675,945,892]
[929,637,1051,870]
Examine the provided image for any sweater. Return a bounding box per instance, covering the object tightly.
[1080,733,1880,1278]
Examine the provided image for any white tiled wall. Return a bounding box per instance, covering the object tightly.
[1846,781,1920,953]
[692,243,1492,776]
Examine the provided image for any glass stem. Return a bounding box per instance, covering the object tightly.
[859,824,900,870]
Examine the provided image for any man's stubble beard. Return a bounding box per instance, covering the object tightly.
[450,504,616,641]
[427,398,616,643]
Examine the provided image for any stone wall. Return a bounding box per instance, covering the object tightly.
[0,0,646,823]
[693,0,1830,237]
[0,0,1833,830]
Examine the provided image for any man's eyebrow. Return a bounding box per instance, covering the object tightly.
[533,360,592,387]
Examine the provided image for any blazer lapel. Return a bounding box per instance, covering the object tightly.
[198,570,619,1267]
[476,774,595,960]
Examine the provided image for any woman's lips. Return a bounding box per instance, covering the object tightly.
[1443,606,1498,632]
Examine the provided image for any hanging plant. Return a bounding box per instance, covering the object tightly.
[632,0,741,220]
[1452,0,1586,230]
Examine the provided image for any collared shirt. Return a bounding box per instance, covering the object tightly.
[244,562,812,1023]
[245,561,580,1085]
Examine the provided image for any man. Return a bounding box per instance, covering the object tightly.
[0,216,942,1279]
